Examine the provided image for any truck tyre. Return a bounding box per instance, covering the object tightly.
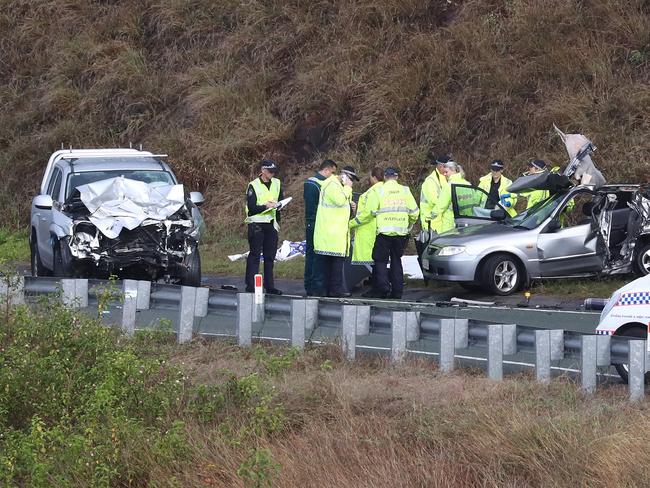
[180,246,201,287]
[633,242,650,276]
[30,233,51,277]
[52,239,74,277]
[614,325,650,384]
[480,253,521,296]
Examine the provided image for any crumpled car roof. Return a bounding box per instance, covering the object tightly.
[76,176,186,238]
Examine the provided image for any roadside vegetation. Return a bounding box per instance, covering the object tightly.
[2,300,650,487]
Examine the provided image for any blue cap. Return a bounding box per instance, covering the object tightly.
[384,167,400,177]
[528,159,546,170]
[490,159,504,170]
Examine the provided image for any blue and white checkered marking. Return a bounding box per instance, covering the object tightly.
[616,291,650,306]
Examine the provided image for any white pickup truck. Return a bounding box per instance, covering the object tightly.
[30,148,205,286]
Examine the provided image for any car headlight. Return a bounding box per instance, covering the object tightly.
[437,245,466,256]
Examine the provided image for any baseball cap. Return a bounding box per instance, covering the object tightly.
[341,165,360,181]
[528,159,547,170]
[434,154,452,165]
[384,167,400,177]
[261,159,279,172]
[490,159,504,170]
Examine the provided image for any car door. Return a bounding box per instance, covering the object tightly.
[451,184,505,228]
[536,191,606,276]
[37,166,63,268]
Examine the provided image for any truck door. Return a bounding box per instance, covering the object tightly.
[537,191,606,276]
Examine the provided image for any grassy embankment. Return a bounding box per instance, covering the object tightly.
[1,299,650,487]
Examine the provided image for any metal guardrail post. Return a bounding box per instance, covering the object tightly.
[439,319,455,373]
[535,330,551,384]
[178,286,196,344]
[237,293,254,347]
[61,278,88,308]
[194,287,209,318]
[629,340,645,401]
[0,275,25,306]
[355,305,371,336]
[121,280,138,337]
[305,299,318,331]
[341,305,358,360]
[550,329,564,360]
[488,324,503,380]
[596,335,611,367]
[391,311,407,364]
[136,280,151,310]
[406,311,419,342]
[290,299,306,351]
[502,324,517,355]
[454,318,469,349]
[581,335,597,394]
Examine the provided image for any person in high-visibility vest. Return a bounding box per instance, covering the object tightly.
[244,159,284,295]
[349,166,384,292]
[354,167,419,299]
[419,153,450,235]
[303,159,338,296]
[431,160,471,234]
[522,159,550,209]
[478,159,517,217]
[314,165,359,297]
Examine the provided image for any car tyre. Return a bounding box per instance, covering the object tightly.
[614,325,650,384]
[633,242,650,276]
[30,234,51,277]
[180,246,201,287]
[52,239,74,278]
[480,253,522,296]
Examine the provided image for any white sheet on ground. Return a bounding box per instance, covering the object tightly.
[77,176,186,238]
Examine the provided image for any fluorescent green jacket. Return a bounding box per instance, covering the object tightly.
[419,168,448,230]
[523,189,549,209]
[354,179,419,237]
[478,173,517,217]
[349,181,383,265]
[431,173,471,234]
[244,177,281,230]
[314,175,353,257]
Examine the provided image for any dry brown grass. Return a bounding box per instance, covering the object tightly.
[149,340,650,487]
[1,0,650,239]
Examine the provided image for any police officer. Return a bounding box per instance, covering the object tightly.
[304,159,338,296]
[314,165,359,297]
[244,159,283,295]
[419,153,450,238]
[356,167,418,299]
[478,159,517,216]
[431,160,471,234]
[349,166,384,292]
[523,159,549,209]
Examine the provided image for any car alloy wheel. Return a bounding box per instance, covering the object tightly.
[481,253,522,296]
[634,243,650,276]
[494,260,518,293]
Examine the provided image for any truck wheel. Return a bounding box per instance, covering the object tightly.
[634,243,650,276]
[614,325,650,384]
[30,234,51,277]
[480,254,521,296]
[52,239,74,277]
[180,246,201,287]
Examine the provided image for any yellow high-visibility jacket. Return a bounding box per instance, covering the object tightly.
[419,168,448,232]
[478,173,517,217]
[431,173,471,234]
[314,175,352,257]
[349,181,383,265]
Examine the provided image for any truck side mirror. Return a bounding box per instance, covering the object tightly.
[190,192,205,206]
[34,194,53,210]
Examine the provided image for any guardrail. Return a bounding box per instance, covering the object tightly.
[2,276,648,401]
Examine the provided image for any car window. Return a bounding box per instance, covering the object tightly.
[66,170,175,198]
[559,192,594,228]
[505,192,565,230]
[45,167,60,196]
[455,186,489,217]
[49,168,63,201]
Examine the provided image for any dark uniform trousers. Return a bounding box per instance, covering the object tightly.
[304,220,326,295]
[245,222,278,291]
[372,234,408,298]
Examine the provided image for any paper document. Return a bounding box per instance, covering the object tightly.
[275,196,292,210]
